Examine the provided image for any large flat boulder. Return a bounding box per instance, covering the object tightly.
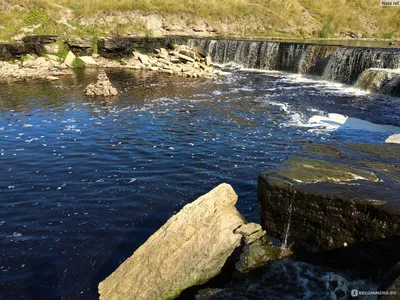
[99,183,247,300]
[258,142,400,254]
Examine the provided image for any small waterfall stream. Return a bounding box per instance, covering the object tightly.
[282,194,295,251]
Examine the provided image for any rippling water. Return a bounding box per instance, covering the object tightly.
[1,68,399,299]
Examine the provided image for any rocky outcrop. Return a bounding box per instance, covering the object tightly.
[232,223,282,274]
[0,55,71,82]
[85,71,118,97]
[122,44,215,78]
[99,183,248,300]
[355,68,400,97]
[259,143,400,255]
[1,40,217,81]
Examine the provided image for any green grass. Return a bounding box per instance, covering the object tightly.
[92,35,98,54]
[20,54,29,61]
[24,10,48,25]
[319,21,334,38]
[55,40,69,59]
[381,32,395,39]
[72,56,85,68]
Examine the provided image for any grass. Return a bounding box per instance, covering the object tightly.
[92,35,98,54]
[55,40,69,58]
[72,56,85,68]
[0,0,399,41]
[381,32,395,39]
[319,20,334,38]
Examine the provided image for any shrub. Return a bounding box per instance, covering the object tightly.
[381,32,395,39]
[21,54,29,61]
[319,21,334,38]
[56,40,70,59]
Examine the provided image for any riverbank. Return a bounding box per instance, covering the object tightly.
[0,41,217,82]
[1,0,399,43]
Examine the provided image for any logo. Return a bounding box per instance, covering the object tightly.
[351,290,359,297]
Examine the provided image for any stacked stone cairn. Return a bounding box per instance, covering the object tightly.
[85,70,118,96]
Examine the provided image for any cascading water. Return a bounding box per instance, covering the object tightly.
[282,194,294,252]
[355,68,400,97]
[185,38,400,96]
[323,47,400,84]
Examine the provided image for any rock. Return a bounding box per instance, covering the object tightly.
[46,54,60,61]
[259,142,400,254]
[64,51,76,68]
[205,56,212,66]
[170,57,181,64]
[138,53,149,65]
[178,53,195,63]
[45,76,60,81]
[44,43,59,54]
[244,230,267,245]
[234,223,262,237]
[35,57,52,68]
[179,49,197,60]
[235,237,281,273]
[98,183,246,300]
[109,87,118,96]
[85,70,118,97]
[192,45,206,58]
[167,42,179,50]
[79,56,98,66]
[386,134,400,144]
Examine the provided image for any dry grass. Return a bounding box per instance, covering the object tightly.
[0,0,399,41]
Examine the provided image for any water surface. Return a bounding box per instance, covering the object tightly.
[0,69,399,299]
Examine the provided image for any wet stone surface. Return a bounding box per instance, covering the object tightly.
[259,142,400,254]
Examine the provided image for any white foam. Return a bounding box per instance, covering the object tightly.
[290,112,400,134]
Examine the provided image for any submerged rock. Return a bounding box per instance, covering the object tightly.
[259,142,400,255]
[355,68,400,97]
[235,236,281,274]
[98,183,247,300]
[85,71,118,97]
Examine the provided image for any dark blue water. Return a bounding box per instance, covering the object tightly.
[1,69,399,299]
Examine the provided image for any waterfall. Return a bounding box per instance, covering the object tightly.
[323,48,400,84]
[355,68,400,97]
[185,38,400,89]
[282,194,295,251]
[298,45,339,75]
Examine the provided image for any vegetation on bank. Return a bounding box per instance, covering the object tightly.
[0,0,399,42]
